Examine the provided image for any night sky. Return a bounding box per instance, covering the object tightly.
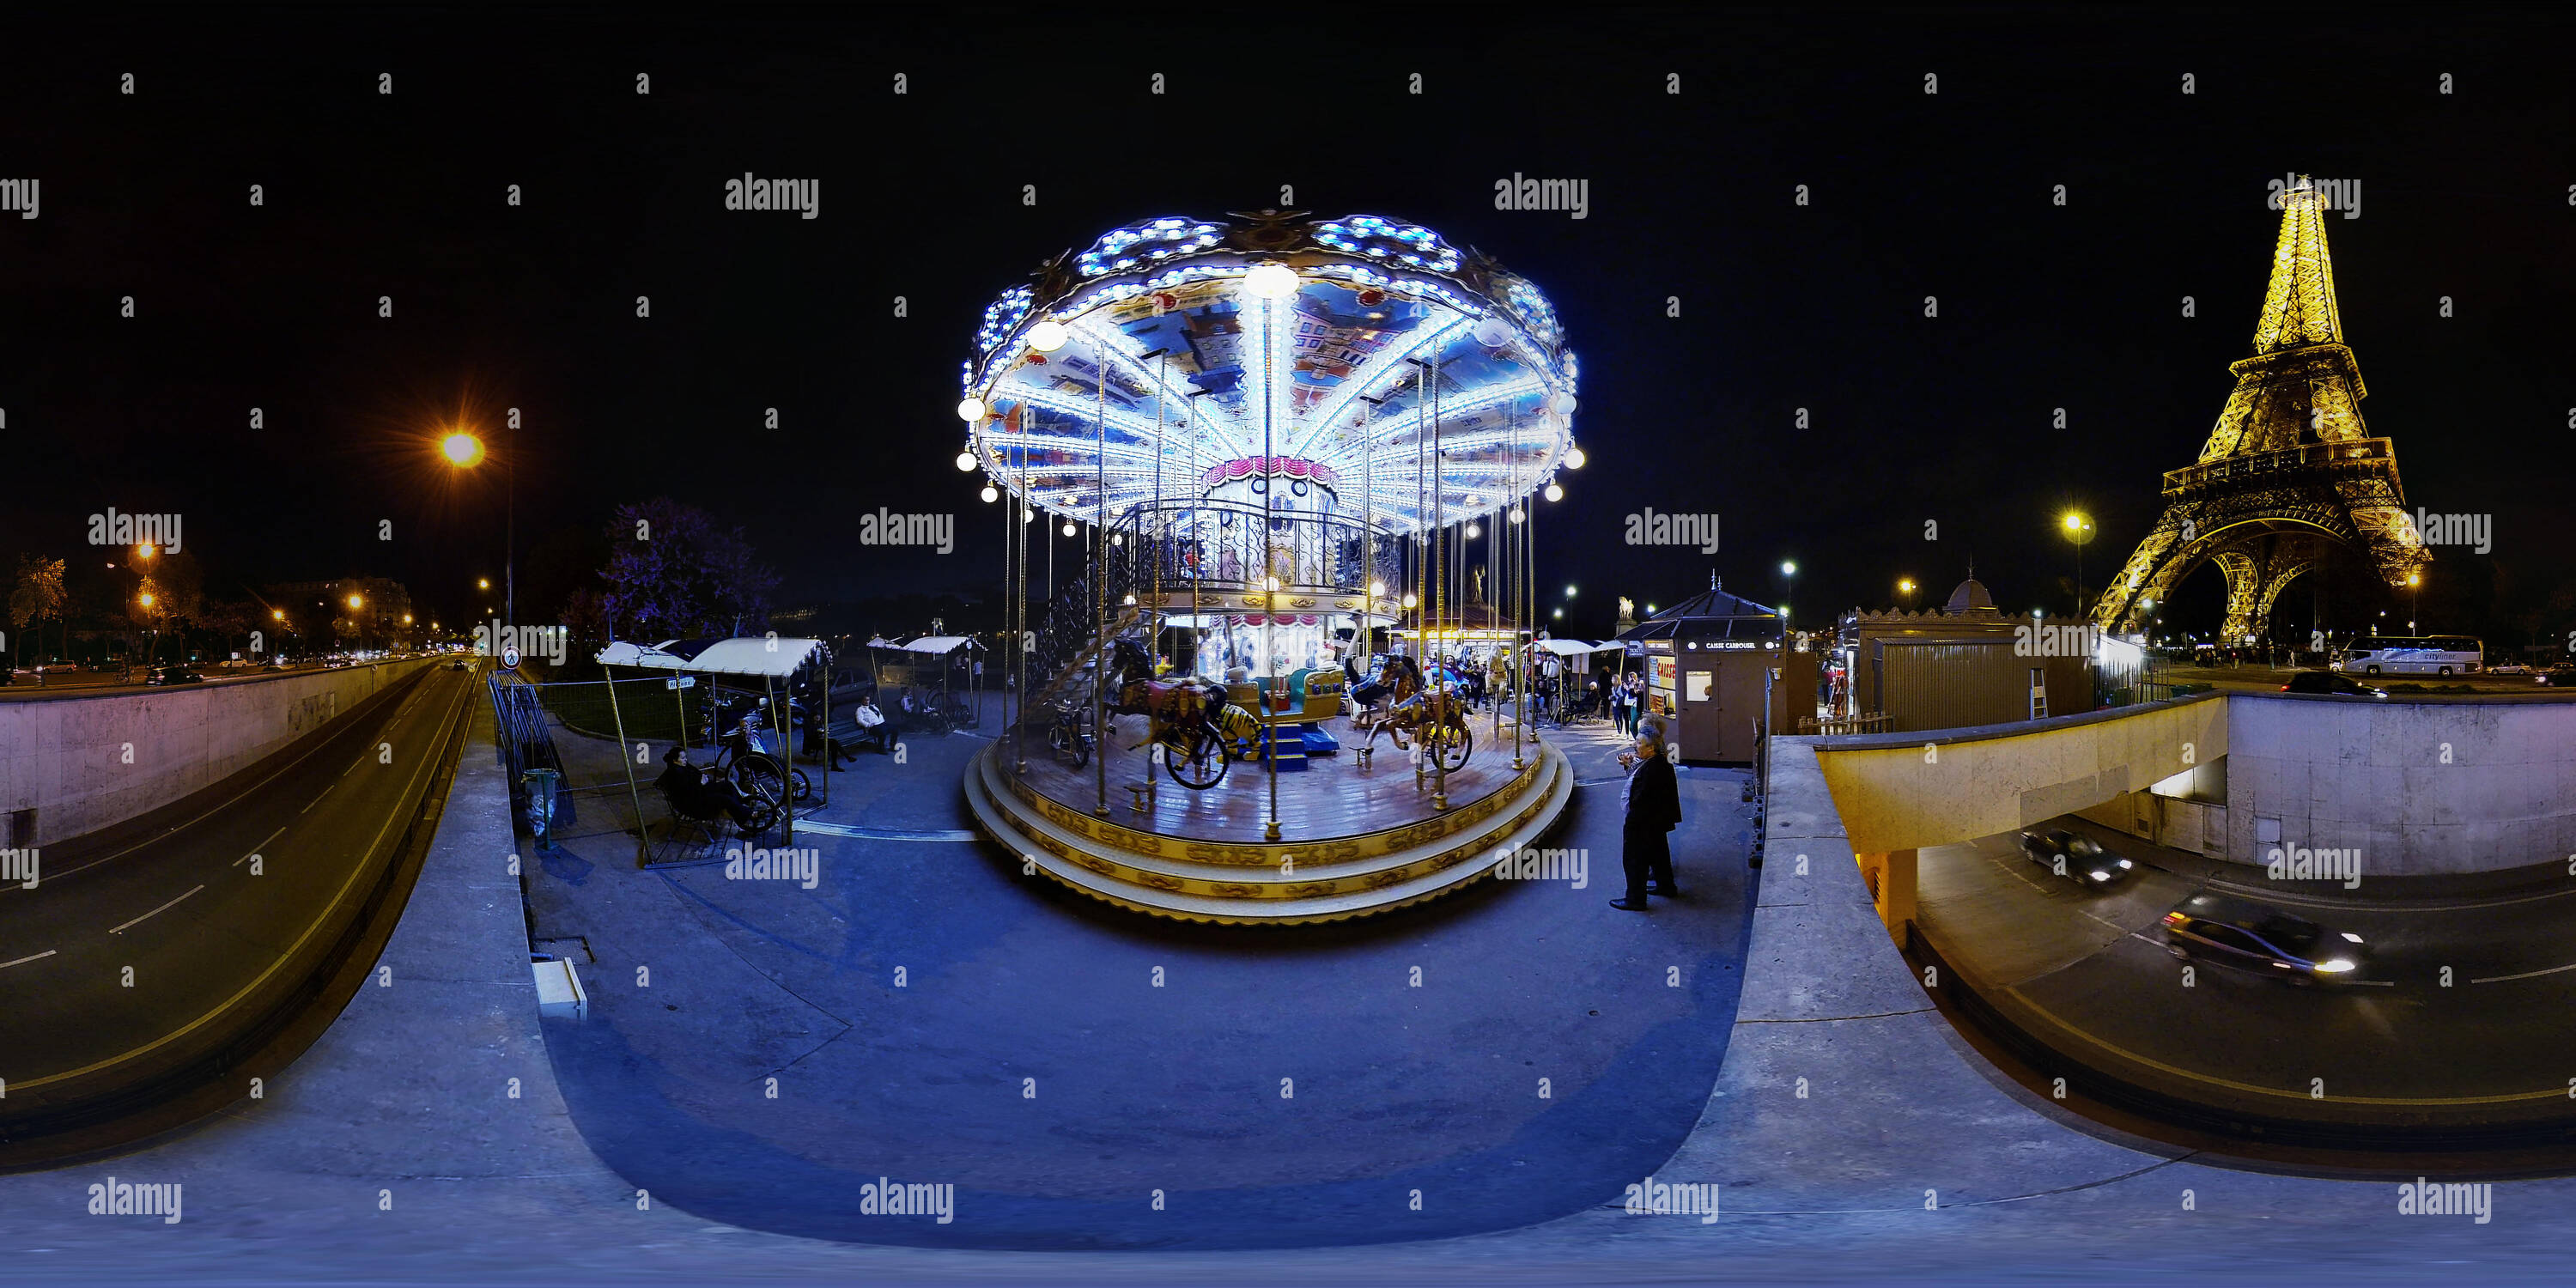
[5,6,2571,645]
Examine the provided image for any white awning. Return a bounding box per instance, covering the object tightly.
[596,636,829,679]
[890,635,982,656]
[1532,638,1618,657]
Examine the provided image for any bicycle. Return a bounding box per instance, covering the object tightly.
[708,709,811,805]
[1045,701,1092,769]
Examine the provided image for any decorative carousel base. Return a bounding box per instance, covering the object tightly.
[961,725,1572,926]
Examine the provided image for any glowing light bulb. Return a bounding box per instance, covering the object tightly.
[1549,392,1577,416]
[1369,580,1386,597]
[1401,592,1419,609]
[1242,262,1299,300]
[1544,483,1564,501]
[980,484,999,503]
[954,451,976,471]
[956,397,986,422]
[1024,319,1069,352]
[1510,507,1526,525]
[1061,521,1076,537]
[1564,445,1586,469]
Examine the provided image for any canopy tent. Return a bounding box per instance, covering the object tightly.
[1531,638,1619,658]
[593,635,836,850]
[596,636,830,679]
[890,635,982,656]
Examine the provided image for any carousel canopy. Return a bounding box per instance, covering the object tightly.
[885,635,982,656]
[955,210,1583,536]
[1531,638,1619,657]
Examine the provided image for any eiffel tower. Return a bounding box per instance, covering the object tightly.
[2093,177,2428,644]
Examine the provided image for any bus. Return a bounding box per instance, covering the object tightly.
[2333,635,2482,677]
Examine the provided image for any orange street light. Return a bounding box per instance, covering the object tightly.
[440,430,487,467]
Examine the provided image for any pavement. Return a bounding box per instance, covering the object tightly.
[4,716,2576,1284]
[522,706,1760,1249]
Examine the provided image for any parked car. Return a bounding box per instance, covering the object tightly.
[146,665,204,686]
[2487,662,2531,676]
[2281,670,2384,697]
[2017,828,2135,886]
[2162,891,2366,984]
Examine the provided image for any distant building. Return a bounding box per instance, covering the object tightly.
[1832,575,2097,732]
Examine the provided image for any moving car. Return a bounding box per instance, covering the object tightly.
[2281,670,2384,697]
[146,665,204,686]
[2161,891,2366,984]
[2017,828,2135,886]
[447,658,473,671]
[2537,667,2576,688]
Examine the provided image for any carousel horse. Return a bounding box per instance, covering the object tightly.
[1349,653,1420,722]
[1104,638,1229,753]
[1355,671,1473,765]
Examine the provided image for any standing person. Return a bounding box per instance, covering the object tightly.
[1609,721,1683,911]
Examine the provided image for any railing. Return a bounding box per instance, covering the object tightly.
[1800,712,1893,734]
[2162,437,2395,495]
[1109,497,1401,598]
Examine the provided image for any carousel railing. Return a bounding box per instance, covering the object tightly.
[1108,498,1400,598]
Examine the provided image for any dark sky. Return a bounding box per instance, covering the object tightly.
[4,5,2572,644]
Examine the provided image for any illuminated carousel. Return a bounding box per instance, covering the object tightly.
[953,210,1583,924]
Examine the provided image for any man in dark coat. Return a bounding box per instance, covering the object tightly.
[1610,721,1682,910]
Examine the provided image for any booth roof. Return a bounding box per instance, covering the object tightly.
[1531,638,1618,657]
[596,636,829,679]
[892,635,982,656]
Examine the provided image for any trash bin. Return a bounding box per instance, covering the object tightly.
[523,768,561,851]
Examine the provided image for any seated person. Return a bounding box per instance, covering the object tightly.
[654,747,762,835]
[851,697,892,755]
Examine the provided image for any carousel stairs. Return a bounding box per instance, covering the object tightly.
[960,737,1573,925]
[1023,607,1141,721]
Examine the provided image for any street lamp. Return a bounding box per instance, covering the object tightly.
[2061,511,2095,617]
[1898,577,1916,608]
[1779,561,1797,633]
[2406,572,2421,634]
[440,427,512,623]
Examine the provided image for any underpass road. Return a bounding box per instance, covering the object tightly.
[0,666,475,1109]
[1919,825,2576,1112]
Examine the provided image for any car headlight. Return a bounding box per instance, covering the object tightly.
[2315,958,2356,974]
[2339,932,2365,945]
[2088,870,2113,883]
[2116,859,2133,869]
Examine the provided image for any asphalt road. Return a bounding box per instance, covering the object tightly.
[0,665,476,1125]
[0,658,458,700]
[1917,821,2576,1136]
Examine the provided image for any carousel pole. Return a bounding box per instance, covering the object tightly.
[1430,349,1449,811]
[1261,284,1281,842]
[1016,404,1030,775]
[1094,349,1110,817]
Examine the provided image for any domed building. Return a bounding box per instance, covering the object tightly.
[1828,571,2099,733]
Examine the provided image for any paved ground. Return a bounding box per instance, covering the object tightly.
[523,708,1759,1249]
[8,718,2576,1284]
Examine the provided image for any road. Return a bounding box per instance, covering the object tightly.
[2154,662,2563,697]
[0,657,453,700]
[0,664,477,1142]
[1916,819,2576,1145]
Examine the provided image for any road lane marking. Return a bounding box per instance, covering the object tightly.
[2471,962,2576,984]
[11,679,473,1093]
[235,826,289,866]
[106,884,204,935]
[0,949,59,969]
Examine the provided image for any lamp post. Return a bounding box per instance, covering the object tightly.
[2060,511,2094,618]
[1898,578,1916,610]
[2406,572,2421,634]
[442,429,511,624]
[1779,561,1797,637]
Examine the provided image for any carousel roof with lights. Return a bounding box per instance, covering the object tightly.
[954,210,1581,536]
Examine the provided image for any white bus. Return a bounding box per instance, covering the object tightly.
[2334,635,2482,677]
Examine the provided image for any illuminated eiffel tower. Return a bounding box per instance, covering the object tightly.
[2093,177,2428,643]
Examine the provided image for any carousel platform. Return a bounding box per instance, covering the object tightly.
[962,712,1572,925]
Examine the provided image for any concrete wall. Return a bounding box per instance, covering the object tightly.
[0,659,436,847]
[1811,693,2227,855]
[2223,690,2576,875]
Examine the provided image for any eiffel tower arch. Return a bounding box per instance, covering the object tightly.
[2093,178,2429,644]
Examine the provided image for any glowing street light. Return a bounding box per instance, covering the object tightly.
[477,578,490,590]
[348,594,364,611]
[2062,510,2095,617]
[440,431,485,467]
[135,544,155,561]
[440,424,511,622]
[1898,577,1916,607]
